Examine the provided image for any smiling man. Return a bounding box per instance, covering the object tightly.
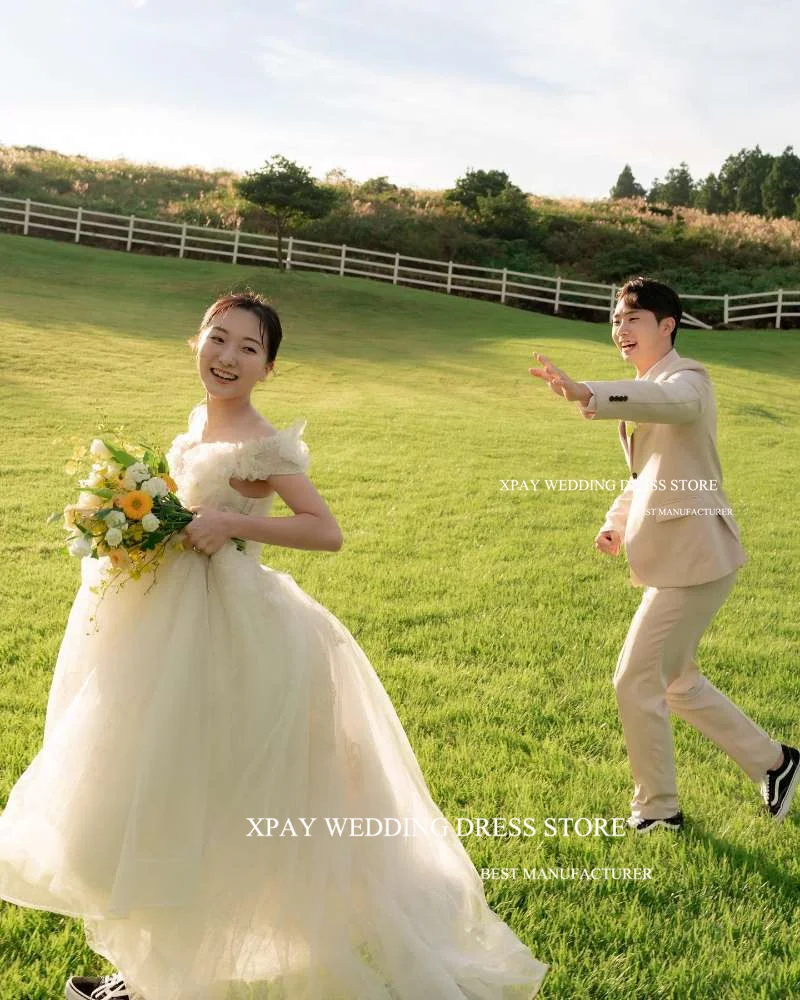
[529,276,799,832]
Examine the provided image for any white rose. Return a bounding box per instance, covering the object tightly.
[140,476,169,499]
[141,512,160,532]
[90,439,113,460]
[127,462,151,484]
[67,534,93,558]
[105,527,123,547]
[105,510,127,528]
[78,468,106,488]
[77,490,104,510]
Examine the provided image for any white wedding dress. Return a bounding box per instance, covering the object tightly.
[0,404,548,1000]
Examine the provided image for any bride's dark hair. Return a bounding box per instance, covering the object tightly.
[187,290,283,365]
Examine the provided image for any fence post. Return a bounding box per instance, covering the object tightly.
[24,198,31,235]
[609,284,617,322]
[775,289,783,329]
[393,252,400,285]
[286,236,294,271]
[723,294,729,325]
[339,244,346,277]
[74,206,82,244]
[179,222,187,259]
[126,215,134,251]
[446,260,453,294]
[232,225,240,265]
[500,268,507,305]
[554,275,562,314]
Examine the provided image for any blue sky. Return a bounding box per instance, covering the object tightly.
[2,0,798,199]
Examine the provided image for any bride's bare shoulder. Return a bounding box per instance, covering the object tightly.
[249,415,279,440]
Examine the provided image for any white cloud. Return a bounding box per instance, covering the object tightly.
[1,0,798,197]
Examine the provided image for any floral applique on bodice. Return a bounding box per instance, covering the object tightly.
[164,407,310,559]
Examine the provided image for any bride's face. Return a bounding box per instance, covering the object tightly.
[197,307,272,398]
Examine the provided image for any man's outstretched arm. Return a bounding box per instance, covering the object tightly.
[529,352,707,425]
[580,371,706,424]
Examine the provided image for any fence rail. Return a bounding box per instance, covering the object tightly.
[1,196,798,330]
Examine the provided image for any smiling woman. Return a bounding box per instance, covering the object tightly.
[188,293,282,410]
[0,288,549,1000]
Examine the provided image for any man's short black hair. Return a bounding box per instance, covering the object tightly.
[616,276,682,346]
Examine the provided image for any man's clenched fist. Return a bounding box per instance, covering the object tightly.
[595,529,622,556]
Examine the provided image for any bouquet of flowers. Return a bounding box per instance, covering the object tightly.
[47,430,246,600]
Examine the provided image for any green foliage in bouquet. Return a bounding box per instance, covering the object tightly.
[47,428,246,602]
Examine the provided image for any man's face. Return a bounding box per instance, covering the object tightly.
[611,299,674,374]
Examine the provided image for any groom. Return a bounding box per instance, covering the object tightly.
[530,275,799,832]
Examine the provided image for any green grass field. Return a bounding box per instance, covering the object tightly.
[1,232,799,999]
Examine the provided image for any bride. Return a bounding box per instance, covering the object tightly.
[0,290,549,1000]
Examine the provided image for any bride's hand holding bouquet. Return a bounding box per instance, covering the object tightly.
[47,430,245,598]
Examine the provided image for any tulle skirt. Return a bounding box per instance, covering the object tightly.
[0,545,548,999]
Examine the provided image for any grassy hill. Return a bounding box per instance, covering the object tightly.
[1,233,799,998]
[2,144,799,319]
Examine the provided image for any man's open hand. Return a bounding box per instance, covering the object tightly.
[529,352,591,406]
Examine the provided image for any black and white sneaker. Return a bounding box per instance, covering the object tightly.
[626,811,684,833]
[761,743,800,821]
[65,971,143,1000]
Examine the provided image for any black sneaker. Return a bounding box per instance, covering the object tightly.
[65,972,143,1000]
[761,743,800,821]
[626,811,684,833]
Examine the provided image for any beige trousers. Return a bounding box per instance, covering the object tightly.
[613,569,781,820]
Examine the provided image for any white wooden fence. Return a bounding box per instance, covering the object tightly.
[1,196,798,330]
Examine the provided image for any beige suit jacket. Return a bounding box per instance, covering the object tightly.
[581,348,746,588]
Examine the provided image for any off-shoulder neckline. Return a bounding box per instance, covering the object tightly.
[177,417,305,452]
[188,433,276,449]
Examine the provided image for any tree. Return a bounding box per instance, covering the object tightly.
[647,162,694,207]
[444,168,535,239]
[323,166,357,193]
[717,149,746,212]
[474,186,535,240]
[737,148,773,215]
[610,164,645,199]
[693,173,724,214]
[445,168,511,213]
[358,176,398,196]
[761,146,800,218]
[236,154,337,270]
[718,147,773,215]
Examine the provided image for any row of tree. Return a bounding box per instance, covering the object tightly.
[241,151,800,273]
[611,147,800,219]
[4,145,795,317]
[237,160,540,267]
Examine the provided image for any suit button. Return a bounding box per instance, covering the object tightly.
[632,472,638,479]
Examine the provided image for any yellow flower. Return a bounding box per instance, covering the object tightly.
[161,472,178,493]
[63,504,79,529]
[108,547,133,571]
[118,490,154,521]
